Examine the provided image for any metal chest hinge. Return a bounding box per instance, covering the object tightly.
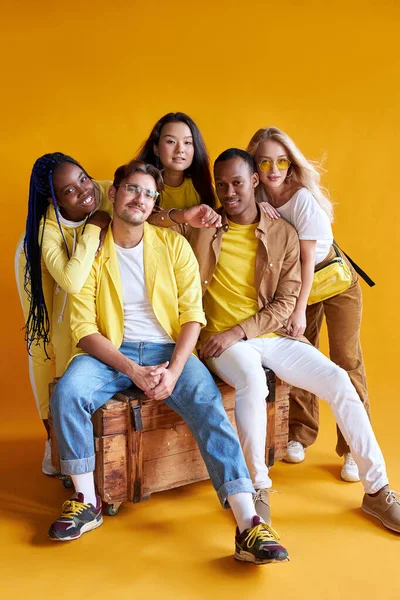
[130,404,143,431]
[268,447,275,465]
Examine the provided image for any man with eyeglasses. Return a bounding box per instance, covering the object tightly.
[48,159,289,565]
[156,148,400,535]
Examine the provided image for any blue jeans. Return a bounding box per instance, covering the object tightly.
[50,342,255,507]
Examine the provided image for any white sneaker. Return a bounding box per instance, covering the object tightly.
[283,440,305,464]
[42,439,59,476]
[341,453,360,482]
[254,489,271,525]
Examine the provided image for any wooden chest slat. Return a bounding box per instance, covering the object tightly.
[142,451,209,498]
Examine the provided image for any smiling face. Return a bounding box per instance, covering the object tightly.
[214,157,259,224]
[255,139,291,193]
[110,172,157,227]
[154,121,195,174]
[52,162,96,221]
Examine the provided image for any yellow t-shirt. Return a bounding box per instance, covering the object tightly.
[159,177,220,210]
[201,220,277,342]
[159,177,201,210]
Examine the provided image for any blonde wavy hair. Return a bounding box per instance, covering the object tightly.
[247,126,334,222]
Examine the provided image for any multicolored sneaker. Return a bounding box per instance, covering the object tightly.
[235,516,289,564]
[48,493,103,541]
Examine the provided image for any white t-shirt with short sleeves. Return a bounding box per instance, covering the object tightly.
[271,188,333,265]
[115,241,172,343]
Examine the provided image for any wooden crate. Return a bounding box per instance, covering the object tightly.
[50,369,289,513]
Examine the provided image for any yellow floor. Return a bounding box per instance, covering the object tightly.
[1,391,399,600]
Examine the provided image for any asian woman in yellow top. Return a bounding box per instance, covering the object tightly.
[135,112,217,210]
[15,152,112,475]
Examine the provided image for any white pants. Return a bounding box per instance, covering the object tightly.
[207,336,388,494]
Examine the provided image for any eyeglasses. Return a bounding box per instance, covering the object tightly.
[116,183,159,201]
[258,157,291,173]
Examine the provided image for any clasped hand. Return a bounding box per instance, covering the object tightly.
[131,362,180,402]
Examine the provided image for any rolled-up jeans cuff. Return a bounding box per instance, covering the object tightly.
[60,455,95,475]
[217,478,256,509]
[363,477,390,495]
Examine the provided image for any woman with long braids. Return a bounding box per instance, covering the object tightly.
[15,153,112,474]
[247,127,370,483]
[135,112,217,210]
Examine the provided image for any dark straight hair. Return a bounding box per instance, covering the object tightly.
[23,152,86,356]
[135,112,215,208]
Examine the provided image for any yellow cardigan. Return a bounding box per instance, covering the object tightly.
[39,180,113,295]
[15,180,113,416]
[69,221,206,362]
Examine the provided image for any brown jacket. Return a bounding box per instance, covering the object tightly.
[150,207,305,340]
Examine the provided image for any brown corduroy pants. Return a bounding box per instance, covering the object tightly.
[289,248,370,456]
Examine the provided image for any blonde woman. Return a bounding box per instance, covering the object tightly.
[247,127,369,482]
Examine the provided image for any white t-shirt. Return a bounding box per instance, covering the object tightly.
[261,187,333,265]
[115,241,172,343]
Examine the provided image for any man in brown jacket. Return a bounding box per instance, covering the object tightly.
[156,148,400,534]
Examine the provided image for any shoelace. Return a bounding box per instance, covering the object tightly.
[61,499,90,518]
[345,454,357,466]
[254,490,266,503]
[385,490,400,506]
[245,522,280,548]
[287,441,303,450]
[254,488,280,502]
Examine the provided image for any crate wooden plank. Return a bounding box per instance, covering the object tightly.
[48,411,61,473]
[142,451,209,497]
[266,379,290,464]
[92,400,129,437]
[273,384,290,462]
[94,434,129,503]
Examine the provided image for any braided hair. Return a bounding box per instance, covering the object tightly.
[23,152,85,356]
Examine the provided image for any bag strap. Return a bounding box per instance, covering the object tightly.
[333,240,375,287]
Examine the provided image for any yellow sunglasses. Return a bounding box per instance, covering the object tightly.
[258,157,291,173]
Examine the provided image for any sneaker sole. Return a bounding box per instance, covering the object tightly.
[234,550,289,565]
[361,505,400,533]
[49,514,103,541]
[42,470,61,477]
[341,472,360,483]
[282,455,304,464]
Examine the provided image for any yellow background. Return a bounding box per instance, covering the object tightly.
[1,1,399,598]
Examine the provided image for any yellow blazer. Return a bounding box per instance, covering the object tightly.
[69,221,206,363]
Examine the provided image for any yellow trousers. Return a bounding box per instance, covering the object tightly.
[15,236,73,419]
